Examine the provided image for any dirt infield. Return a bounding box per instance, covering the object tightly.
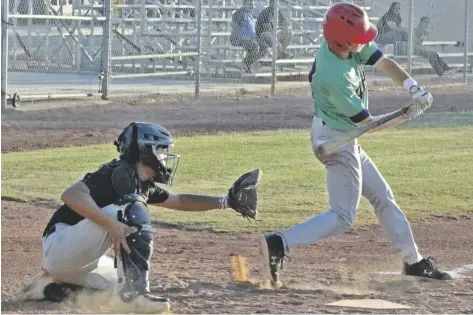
[2,85,473,313]
[2,200,473,314]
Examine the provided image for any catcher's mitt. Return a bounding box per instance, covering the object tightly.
[227,168,261,221]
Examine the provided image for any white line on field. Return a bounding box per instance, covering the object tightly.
[447,263,473,277]
[374,271,401,275]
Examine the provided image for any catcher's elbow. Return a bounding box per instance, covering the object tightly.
[61,181,89,204]
[60,186,75,203]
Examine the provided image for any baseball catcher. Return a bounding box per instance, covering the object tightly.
[16,122,261,312]
[258,2,452,287]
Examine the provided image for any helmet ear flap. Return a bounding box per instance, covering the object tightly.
[129,123,139,162]
[116,122,140,163]
[114,125,127,153]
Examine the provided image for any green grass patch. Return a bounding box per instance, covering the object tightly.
[2,120,472,233]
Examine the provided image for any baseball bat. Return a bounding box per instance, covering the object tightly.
[315,107,409,159]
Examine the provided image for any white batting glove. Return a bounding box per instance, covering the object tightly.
[409,85,433,109]
[402,84,433,119]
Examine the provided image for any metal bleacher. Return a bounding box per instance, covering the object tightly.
[201,0,471,79]
[378,41,473,76]
[103,0,375,80]
[64,0,470,81]
[203,0,377,79]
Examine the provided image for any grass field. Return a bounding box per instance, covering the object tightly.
[2,118,472,233]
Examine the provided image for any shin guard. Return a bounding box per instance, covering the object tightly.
[116,194,153,302]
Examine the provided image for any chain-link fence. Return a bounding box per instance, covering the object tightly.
[371,0,472,80]
[2,0,107,107]
[104,0,201,98]
[2,0,472,109]
[410,0,472,79]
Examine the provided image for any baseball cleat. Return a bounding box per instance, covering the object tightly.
[130,293,171,313]
[43,282,86,302]
[403,257,453,280]
[114,280,171,313]
[14,269,87,302]
[148,294,170,304]
[258,233,290,286]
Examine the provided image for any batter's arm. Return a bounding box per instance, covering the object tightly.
[375,57,411,85]
[359,57,417,133]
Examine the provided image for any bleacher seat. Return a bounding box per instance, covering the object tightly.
[123,0,471,79]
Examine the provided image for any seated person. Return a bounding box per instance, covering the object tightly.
[230,0,266,73]
[375,1,409,55]
[413,16,450,76]
[255,0,293,59]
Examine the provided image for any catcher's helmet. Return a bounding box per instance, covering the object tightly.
[323,2,377,52]
[114,122,180,185]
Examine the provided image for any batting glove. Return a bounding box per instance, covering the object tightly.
[401,81,433,120]
[409,85,433,110]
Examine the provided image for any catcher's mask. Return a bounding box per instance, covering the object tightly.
[114,122,180,185]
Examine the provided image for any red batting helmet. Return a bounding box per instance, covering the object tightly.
[323,2,378,52]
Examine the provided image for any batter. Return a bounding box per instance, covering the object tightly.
[258,2,452,284]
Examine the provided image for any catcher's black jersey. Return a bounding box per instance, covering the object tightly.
[42,159,169,237]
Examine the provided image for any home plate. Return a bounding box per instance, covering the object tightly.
[325,299,412,309]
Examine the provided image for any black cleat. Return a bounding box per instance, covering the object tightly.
[403,257,453,280]
[258,233,290,285]
[43,282,85,302]
[143,293,170,303]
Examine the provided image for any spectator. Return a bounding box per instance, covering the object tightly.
[255,0,293,59]
[413,16,450,76]
[230,0,265,73]
[375,2,409,55]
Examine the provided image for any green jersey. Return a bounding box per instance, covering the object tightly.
[308,40,384,131]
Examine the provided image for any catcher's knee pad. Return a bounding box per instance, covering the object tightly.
[117,194,153,301]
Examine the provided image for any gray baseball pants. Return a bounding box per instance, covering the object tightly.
[278,117,423,265]
[42,204,123,289]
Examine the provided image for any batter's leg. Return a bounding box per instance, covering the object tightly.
[278,146,363,248]
[359,147,422,265]
[278,119,363,248]
[359,148,452,280]
[259,118,364,284]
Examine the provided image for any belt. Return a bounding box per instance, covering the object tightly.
[45,225,56,238]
